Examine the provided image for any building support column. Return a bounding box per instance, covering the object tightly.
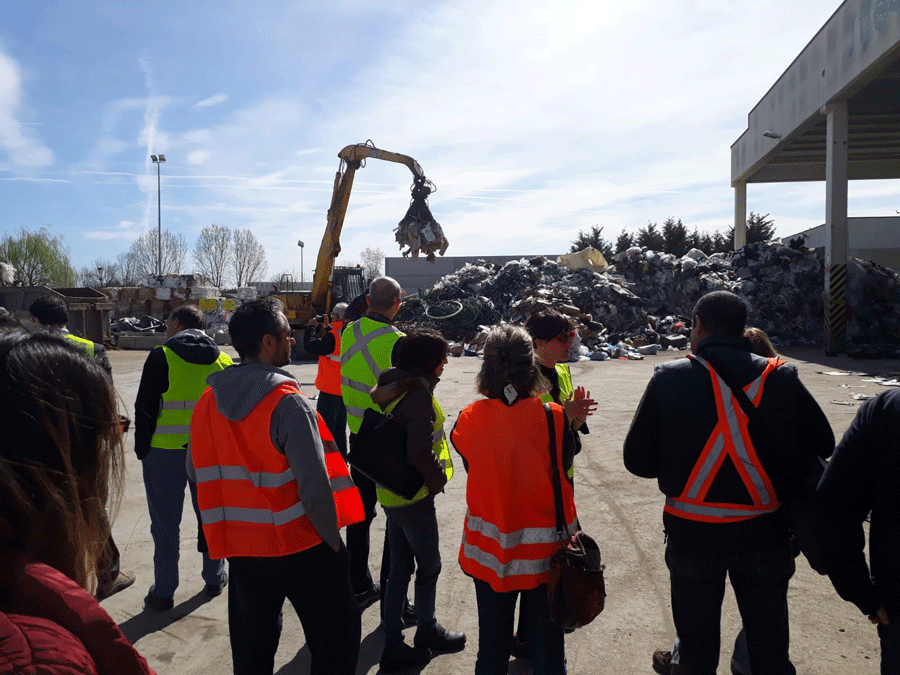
[733,180,747,250]
[824,101,849,355]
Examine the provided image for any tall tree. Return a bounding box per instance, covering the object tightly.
[125,229,188,280]
[726,212,777,248]
[116,251,141,286]
[661,216,689,257]
[358,246,385,281]
[570,225,613,259]
[615,229,634,254]
[636,221,665,251]
[233,229,268,287]
[193,224,233,288]
[77,258,120,287]
[0,226,75,286]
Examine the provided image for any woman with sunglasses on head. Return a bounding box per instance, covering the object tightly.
[0,326,154,674]
[513,310,597,662]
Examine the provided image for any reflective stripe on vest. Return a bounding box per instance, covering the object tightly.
[540,363,576,478]
[315,320,343,396]
[341,318,402,433]
[64,333,95,356]
[191,382,364,559]
[664,355,785,524]
[151,347,232,450]
[377,396,454,507]
[455,398,576,592]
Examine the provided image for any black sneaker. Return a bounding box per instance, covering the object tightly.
[402,600,417,628]
[143,587,174,612]
[379,642,432,672]
[652,650,673,675]
[205,572,228,597]
[354,582,381,611]
[413,622,466,654]
[510,633,532,661]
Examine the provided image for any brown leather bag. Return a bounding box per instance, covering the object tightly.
[543,403,607,629]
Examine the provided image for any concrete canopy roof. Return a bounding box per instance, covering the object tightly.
[732,0,900,185]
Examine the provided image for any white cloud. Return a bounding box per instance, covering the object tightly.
[0,50,53,168]
[194,93,229,109]
[84,220,141,240]
[186,149,211,165]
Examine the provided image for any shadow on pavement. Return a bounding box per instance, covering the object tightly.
[119,591,216,644]
[276,627,388,675]
[780,347,900,374]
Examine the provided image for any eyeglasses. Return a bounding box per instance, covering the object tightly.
[557,330,576,342]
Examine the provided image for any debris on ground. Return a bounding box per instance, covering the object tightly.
[398,242,900,358]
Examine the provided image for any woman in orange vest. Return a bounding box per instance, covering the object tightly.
[451,324,579,675]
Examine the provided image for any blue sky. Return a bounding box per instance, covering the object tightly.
[0,1,896,281]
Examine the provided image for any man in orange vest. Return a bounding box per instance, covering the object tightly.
[624,291,834,675]
[188,299,364,675]
[303,302,348,456]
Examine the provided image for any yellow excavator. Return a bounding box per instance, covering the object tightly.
[271,141,449,336]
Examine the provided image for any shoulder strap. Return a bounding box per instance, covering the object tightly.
[544,403,568,539]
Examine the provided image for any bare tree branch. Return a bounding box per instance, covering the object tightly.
[125,230,188,280]
[358,246,385,281]
[233,229,268,287]
[193,224,233,288]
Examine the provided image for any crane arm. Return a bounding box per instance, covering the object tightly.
[310,143,429,311]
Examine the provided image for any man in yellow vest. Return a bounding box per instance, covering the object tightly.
[134,304,231,611]
[29,295,133,601]
[303,302,348,456]
[341,276,408,614]
[188,299,363,675]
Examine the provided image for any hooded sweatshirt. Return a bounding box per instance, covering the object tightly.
[134,328,230,459]
[187,363,342,551]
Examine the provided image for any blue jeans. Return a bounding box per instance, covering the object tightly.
[142,447,225,598]
[473,578,566,675]
[666,541,796,675]
[879,618,900,675]
[383,495,441,644]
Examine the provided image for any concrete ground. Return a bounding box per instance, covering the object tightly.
[101,346,895,675]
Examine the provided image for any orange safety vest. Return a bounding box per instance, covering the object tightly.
[191,382,364,559]
[315,320,342,396]
[664,355,785,524]
[452,397,577,592]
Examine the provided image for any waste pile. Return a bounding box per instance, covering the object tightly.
[403,242,900,357]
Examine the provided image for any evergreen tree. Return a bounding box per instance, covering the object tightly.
[661,216,689,257]
[636,221,665,251]
[726,212,777,247]
[570,224,613,259]
[615,229,634,254]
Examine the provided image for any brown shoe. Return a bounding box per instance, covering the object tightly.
[652,650,673,675]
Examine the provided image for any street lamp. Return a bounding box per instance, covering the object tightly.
[150,154,166,277]
[298,240,304,284]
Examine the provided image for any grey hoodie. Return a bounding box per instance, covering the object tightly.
[187,363,342,550]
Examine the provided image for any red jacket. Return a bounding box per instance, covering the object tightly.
[0,554,154,675]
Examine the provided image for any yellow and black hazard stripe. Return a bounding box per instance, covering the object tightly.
[825,263,848,346]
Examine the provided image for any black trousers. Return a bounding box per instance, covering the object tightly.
[227,542,360,675]
[666,540,796,675]
[346,456,391,595]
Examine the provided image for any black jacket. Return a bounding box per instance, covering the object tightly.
[624,335,834,552]
[303,324,337,357]
[134,329,227,460]
[817,388,900,618]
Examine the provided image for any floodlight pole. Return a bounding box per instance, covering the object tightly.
[298,240,305,284]
[151,154,166,277]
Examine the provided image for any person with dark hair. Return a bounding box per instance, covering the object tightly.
[188,299,364,674]
[28,294,129,600]
[451,323,584,675]
[817,388,900,675]
[134,304,231,611]
[625,290,834,675]
[29,295,112,377]
[304,302,349,457]
[0,326,154,674]
[341,276,411,618]
[369,330,465,670]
